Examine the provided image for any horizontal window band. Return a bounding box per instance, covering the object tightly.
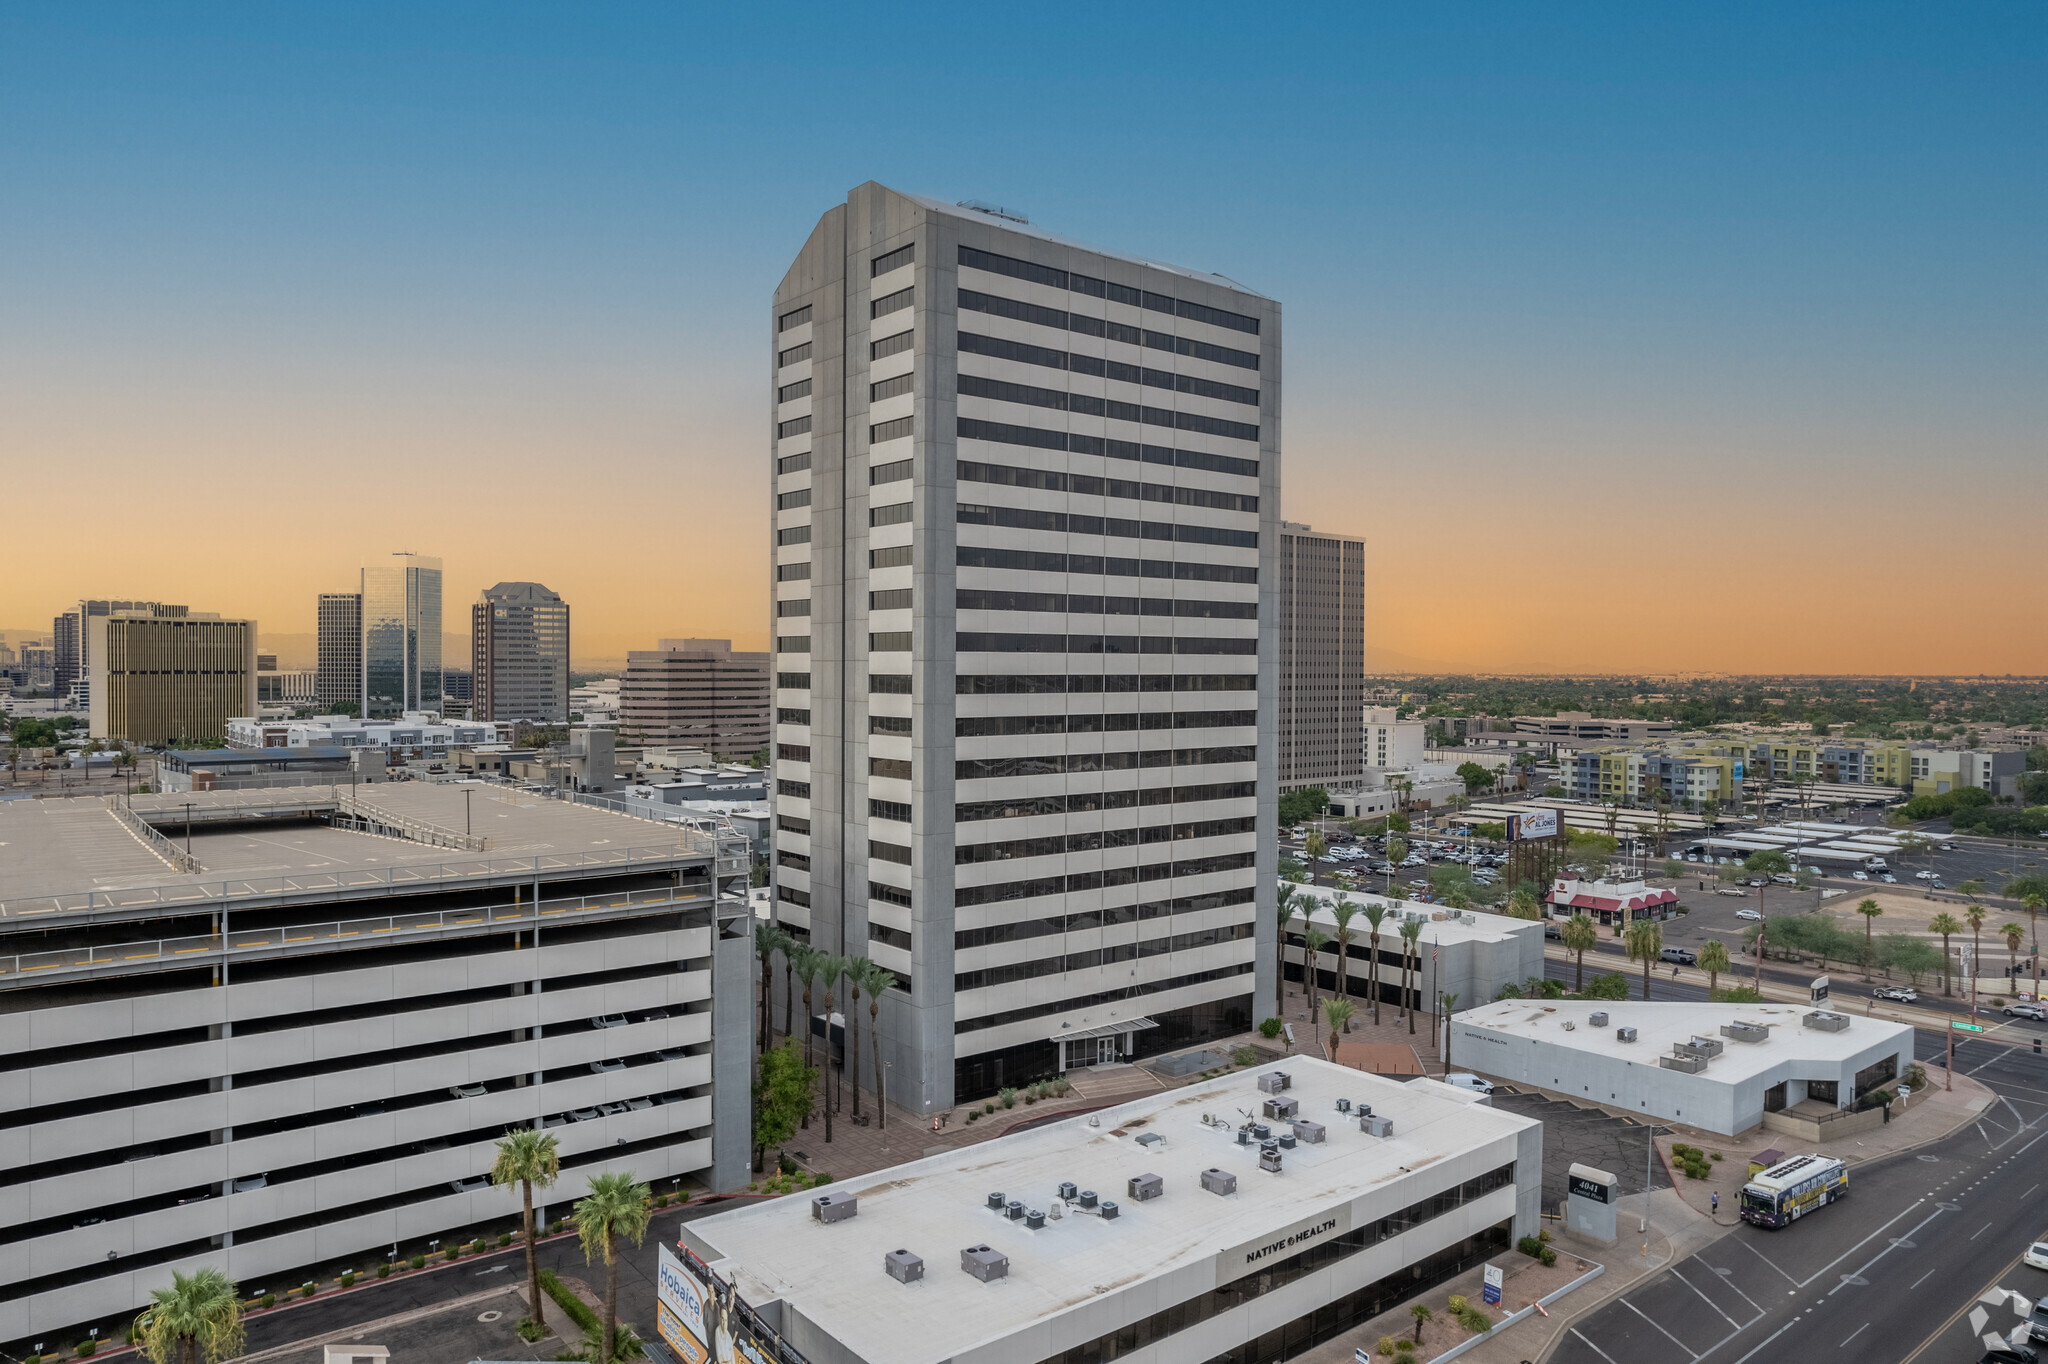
[958,416,1257,479]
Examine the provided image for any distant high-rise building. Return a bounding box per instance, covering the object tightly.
[317,591,363,709]
[472,582,571,723]
[19,642,56,690]
[359,554,442,719]
[88,612,256,745]
[768,184,1278,1107]
[619,639,769,758]
[441,667,474,701]
[52,600,187,698]
[1277,521,1365,792]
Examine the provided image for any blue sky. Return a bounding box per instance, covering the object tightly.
[3,3,2042,670]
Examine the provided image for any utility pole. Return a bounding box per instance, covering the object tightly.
[1755,922,1764,994]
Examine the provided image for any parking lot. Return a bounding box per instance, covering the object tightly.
[1492,1090,1666,1211]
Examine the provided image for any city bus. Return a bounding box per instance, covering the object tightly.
[1739,1153,1848,1228]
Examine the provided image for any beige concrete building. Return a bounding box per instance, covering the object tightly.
[1277,521,1364,792]
[619,638,770,759]
[88,612,257,746]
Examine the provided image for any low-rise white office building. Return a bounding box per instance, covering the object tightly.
[1450,1000,1915,1137]
[1283,883,1546,1018]
[225,711,514,756]
[0,786,754,1347]
[681,1058,1540,1364]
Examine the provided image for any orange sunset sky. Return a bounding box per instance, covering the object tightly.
[4,8,2043,676]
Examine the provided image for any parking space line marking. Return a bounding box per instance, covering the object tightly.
[1839,1322,1868,1348]
[1731,1319,1797,1364]
[1669,1266,1747,1332]
[1696,1259,1766,1316]
[1569,1328,1621,1364]
[1621,1296,1701,1359]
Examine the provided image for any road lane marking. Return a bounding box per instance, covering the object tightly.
[1971,1221,1994,1240]
[1839,1322,1868,1347]
[1731,1320,1798,1364]
[1794,1199,1928,1289]
[1736,1237,1800,1285]
[1569,1328,1621,1364]
[1897,1248,2029,1364]
[1909,1264,1941,1289]
[1827,1202,1948,1296]
[1670,1265,1748,1332]
[1621,1297,1701,1359]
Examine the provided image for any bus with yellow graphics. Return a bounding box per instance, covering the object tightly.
[1739,1153,1848,1228]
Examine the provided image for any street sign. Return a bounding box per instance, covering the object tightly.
[1483,1263,1504,1306]
[1951,1021,1985,1032]
[1810,975,1830,1005]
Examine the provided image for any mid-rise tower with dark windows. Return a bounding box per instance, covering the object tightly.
[769,183,1280,1110]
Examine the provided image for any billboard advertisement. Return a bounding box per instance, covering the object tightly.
[1508,809,1560,842]
[658,1243,712,1363]
[1732,761,1745,781]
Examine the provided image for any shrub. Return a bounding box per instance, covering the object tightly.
[1232,1045,1259,1066]
[444,1246,459,1262]
[1517,1234,1544,1258]
[1024,1094,1037,1105]
[966,1110,980,1122]
[340,1270,356,1288]
[1538,1228,1550,1243]
[262,1293,276,1308]
[1259,1017,1284,1039]
[1376,1336,1400,1357]
[1711,1151,1723,1161]
[517,1318,547,1343]
[1458,1306,1492,1333]
[500,1231,513,1246]
[378,1263,391,1279]
[1540,1246,1557,1267]
[677,1188,692,1203]
[814,1172,832,1186]
[984,1101,995,1114]
[1053,1076,1073,1095]
[540,1268,601,1334]
[1447,1295,1468,1314]
[77,1342,97,1358]
[410,1254,426,1270]
[998,1088,1017,1110]
[1395,1338,1416,1355]
[301,1282,316,1299]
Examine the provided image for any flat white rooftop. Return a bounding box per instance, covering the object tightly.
[1455,1001,1912,1086]
[1286,883,1535,947]
[685,1058,1534,1364]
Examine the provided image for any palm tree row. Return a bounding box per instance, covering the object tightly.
[755,926,899,1135]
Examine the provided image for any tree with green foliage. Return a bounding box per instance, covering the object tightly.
[754,923,789,1055]
[1273,884,1301,1021]
[1743,849,1792,877]
[9,716,59,748]
[491,1128,562,1333]
[1438,992,1460,1067]
[1504,888,1541,921]
[842,955,872,1122]
[1278,786,1330,826]
[1698,938,1731,997]
[1928,912,1964,996]
[1321,997,1356,1059]
[1624,917,1663,1000]
[812,953,845,1140]
[1958,882,1988,993]
[2002,922,2026,997]
[1304,830,1328,886]
[1856,899,1883,978]
[1302,927,1330,1011]
[1456,761,1495,795]
[134,1267,245,1364]
[855,957,894,1126]
[1561,912,1598,992]
[1330,894,1358,1016]
[755,1039,818,1171]
[575,1172,653,1364]
[1392,916,1419,1032]
[1578,970,1631,1001]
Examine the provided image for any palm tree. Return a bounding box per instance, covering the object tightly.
[843,955,867,1121]
[491,1127,562,1334]
[754,923,786,1055]
[1274,884,1301,1021]
[1504,887,1541,920]
[2002,923,2026,998]
[1561,912,1598,992]
[134,1267,245,1364]
[575,1171,653,1364]
[1302,927,1331,1011]
[1438,992,1460,1068]
[1305,830,1328,886]
[1959,883,1988,999]
[1321,998,1357,1059]
[1929,911,1964,997]
[1855,898,1883,979]
[1331,896,1359,1026]
[856,957,893,1127]
[813,952,844,1139]
[2021,890,2046,959]
[1399,916,1423,1034]
[1698,938,1731,999]
[781,932,803,1045]
[1361,904,1387,1024]
[790,945,823,1120]
[1625,917,1663,1001]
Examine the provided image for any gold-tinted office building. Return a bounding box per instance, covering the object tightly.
[88,612,258,746]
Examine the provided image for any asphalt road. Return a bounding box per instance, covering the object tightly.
[1548,1039,2048,1364]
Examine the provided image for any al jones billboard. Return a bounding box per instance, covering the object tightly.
[1507,810,1560,842]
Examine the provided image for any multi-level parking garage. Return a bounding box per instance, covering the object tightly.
[0,784,752,1346]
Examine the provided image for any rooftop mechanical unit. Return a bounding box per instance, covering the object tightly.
[1720,1021,1770,1043]
[885,1249,923,1283]
[1361,1114,1393,1138]
[1589,1011,1610,1028]
[1128,1172,1163,1202]
[1257,1071,1292,1094]
[1077,1189,1098,1208]
[1676,1036,1724,1060]
[1277,1131,1297,1150]
[1803,1011,1850,1033]
[1136,1132,1165,1149]
[1291,1119,1326,1145]
[1263,1096,1300,1121]
[1005,1200,1025,1220]
[1617,1026,1638,1043]
[961,1245,1008,1282]
[1334,1098,1352,1114]
[986,1191,1005,1211]
[1659,1053,1706,1073]
[1259,1143,1284,1173]
[1200,1167,1238,1196]
[1099,1199,1120,1220]
[1025,1208,1046,1229]
[812,1192,858,1223]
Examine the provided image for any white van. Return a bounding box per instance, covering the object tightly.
[1441,1073,1496,1097]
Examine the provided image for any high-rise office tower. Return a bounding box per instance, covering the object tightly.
[769,184,1279,1110]
[52,600,187,698]
[472,581,571,723]
[360,554,442,719]
[619,639,770,757]
[1277,521,1366,792]
[88,611,256,744]
[317,591,363,709]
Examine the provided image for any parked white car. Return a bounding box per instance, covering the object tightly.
[1736,908,1764,921]
[1441,1073,1496,1096]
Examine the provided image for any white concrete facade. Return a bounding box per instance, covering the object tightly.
[1283,883,1547,1015]
[1450,1000,1916,1136]
[682,1058,1539,1364]
[0,787,754,1346]
[770,184,1280,1108]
